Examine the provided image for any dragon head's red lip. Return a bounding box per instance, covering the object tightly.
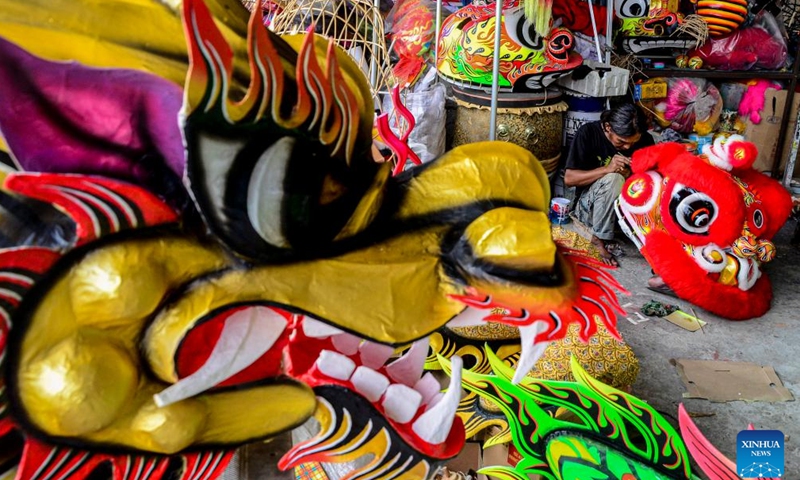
[173,310,465,463]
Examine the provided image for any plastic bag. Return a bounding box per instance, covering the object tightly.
[572,32,606,62]
[655,78,722,135]
[688,11,788,71]
[380,72,446,164]
[719,82,747,110]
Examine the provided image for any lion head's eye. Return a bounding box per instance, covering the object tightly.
[753,209,764,229]
[504,7,544,50]
[616,0,649,18]
[669,185,718,234]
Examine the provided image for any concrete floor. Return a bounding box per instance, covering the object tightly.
[602,219,800,474]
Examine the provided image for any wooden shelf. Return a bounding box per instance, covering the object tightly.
[638,68,796,80]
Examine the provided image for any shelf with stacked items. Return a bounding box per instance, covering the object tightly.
[632,48,800,180]
[615,0,800,181]
[638,68,797,80]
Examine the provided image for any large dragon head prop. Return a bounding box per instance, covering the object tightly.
[615,0,702,57]
[436,0,582,92]
[0,0,626,478]
[615,138,792,320]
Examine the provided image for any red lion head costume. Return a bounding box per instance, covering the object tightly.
[615,137,792,319]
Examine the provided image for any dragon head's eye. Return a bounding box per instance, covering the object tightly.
[669,185,718,235]
[504,7,544,50]
[616,0,649,18]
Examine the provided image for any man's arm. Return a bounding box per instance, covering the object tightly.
[564,166,612,187]
[565,154,630,187]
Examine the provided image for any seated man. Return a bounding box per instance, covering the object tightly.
[564,103,654,265]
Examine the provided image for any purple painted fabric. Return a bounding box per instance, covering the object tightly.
[0,36,185,186]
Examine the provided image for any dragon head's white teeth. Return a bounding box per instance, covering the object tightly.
[386,337,429,386]
[359,340,396,369]
[316,349,356,381]
[331,333,361,355]
[512,322,551,385]
[351,366,390,402]
[302,317,345,338]
[382,384,423,424]
[445,307,486,329]
[414,372,441,405]
[154,306,286,408]
[411,355,463,444]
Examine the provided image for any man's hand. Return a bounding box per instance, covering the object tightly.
[606,154,631,175]
[565,155,632,187]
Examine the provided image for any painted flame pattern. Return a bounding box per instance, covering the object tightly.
[280,393,435,480]
[436,2,579,89]
[446,354,694,480]
[184,0,360,163]
[448,248,628,344]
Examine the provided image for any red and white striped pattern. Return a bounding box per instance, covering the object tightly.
[0,247,61,434]
[4,174,178,245]
[16,437,233,480]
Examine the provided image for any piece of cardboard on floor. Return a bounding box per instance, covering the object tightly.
[479,443,512,480]
[443,441,481,476]
[674,359,794,402]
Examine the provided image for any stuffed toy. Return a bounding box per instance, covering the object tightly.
[739,79,782,124]
[615,136,792,320]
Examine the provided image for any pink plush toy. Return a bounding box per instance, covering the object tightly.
[738,79,781,124]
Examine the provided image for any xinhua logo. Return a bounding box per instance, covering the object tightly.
[737,429,784,478]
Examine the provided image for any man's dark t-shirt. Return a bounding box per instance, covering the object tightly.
[565,121,654,199]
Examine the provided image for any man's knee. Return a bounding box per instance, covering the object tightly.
[590,173,625,199]
[599,172,625,189]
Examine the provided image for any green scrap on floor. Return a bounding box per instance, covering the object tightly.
[641,300,679,317]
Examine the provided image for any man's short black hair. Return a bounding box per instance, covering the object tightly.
[600,103,646,138]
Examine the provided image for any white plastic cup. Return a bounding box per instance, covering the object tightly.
[549,197,571,225]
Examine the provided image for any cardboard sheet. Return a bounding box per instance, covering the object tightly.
[443,441,510,480]
[674,359,794,403]
[480,443,512,480]
[445,441,481,474]
[744,88,800,173]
